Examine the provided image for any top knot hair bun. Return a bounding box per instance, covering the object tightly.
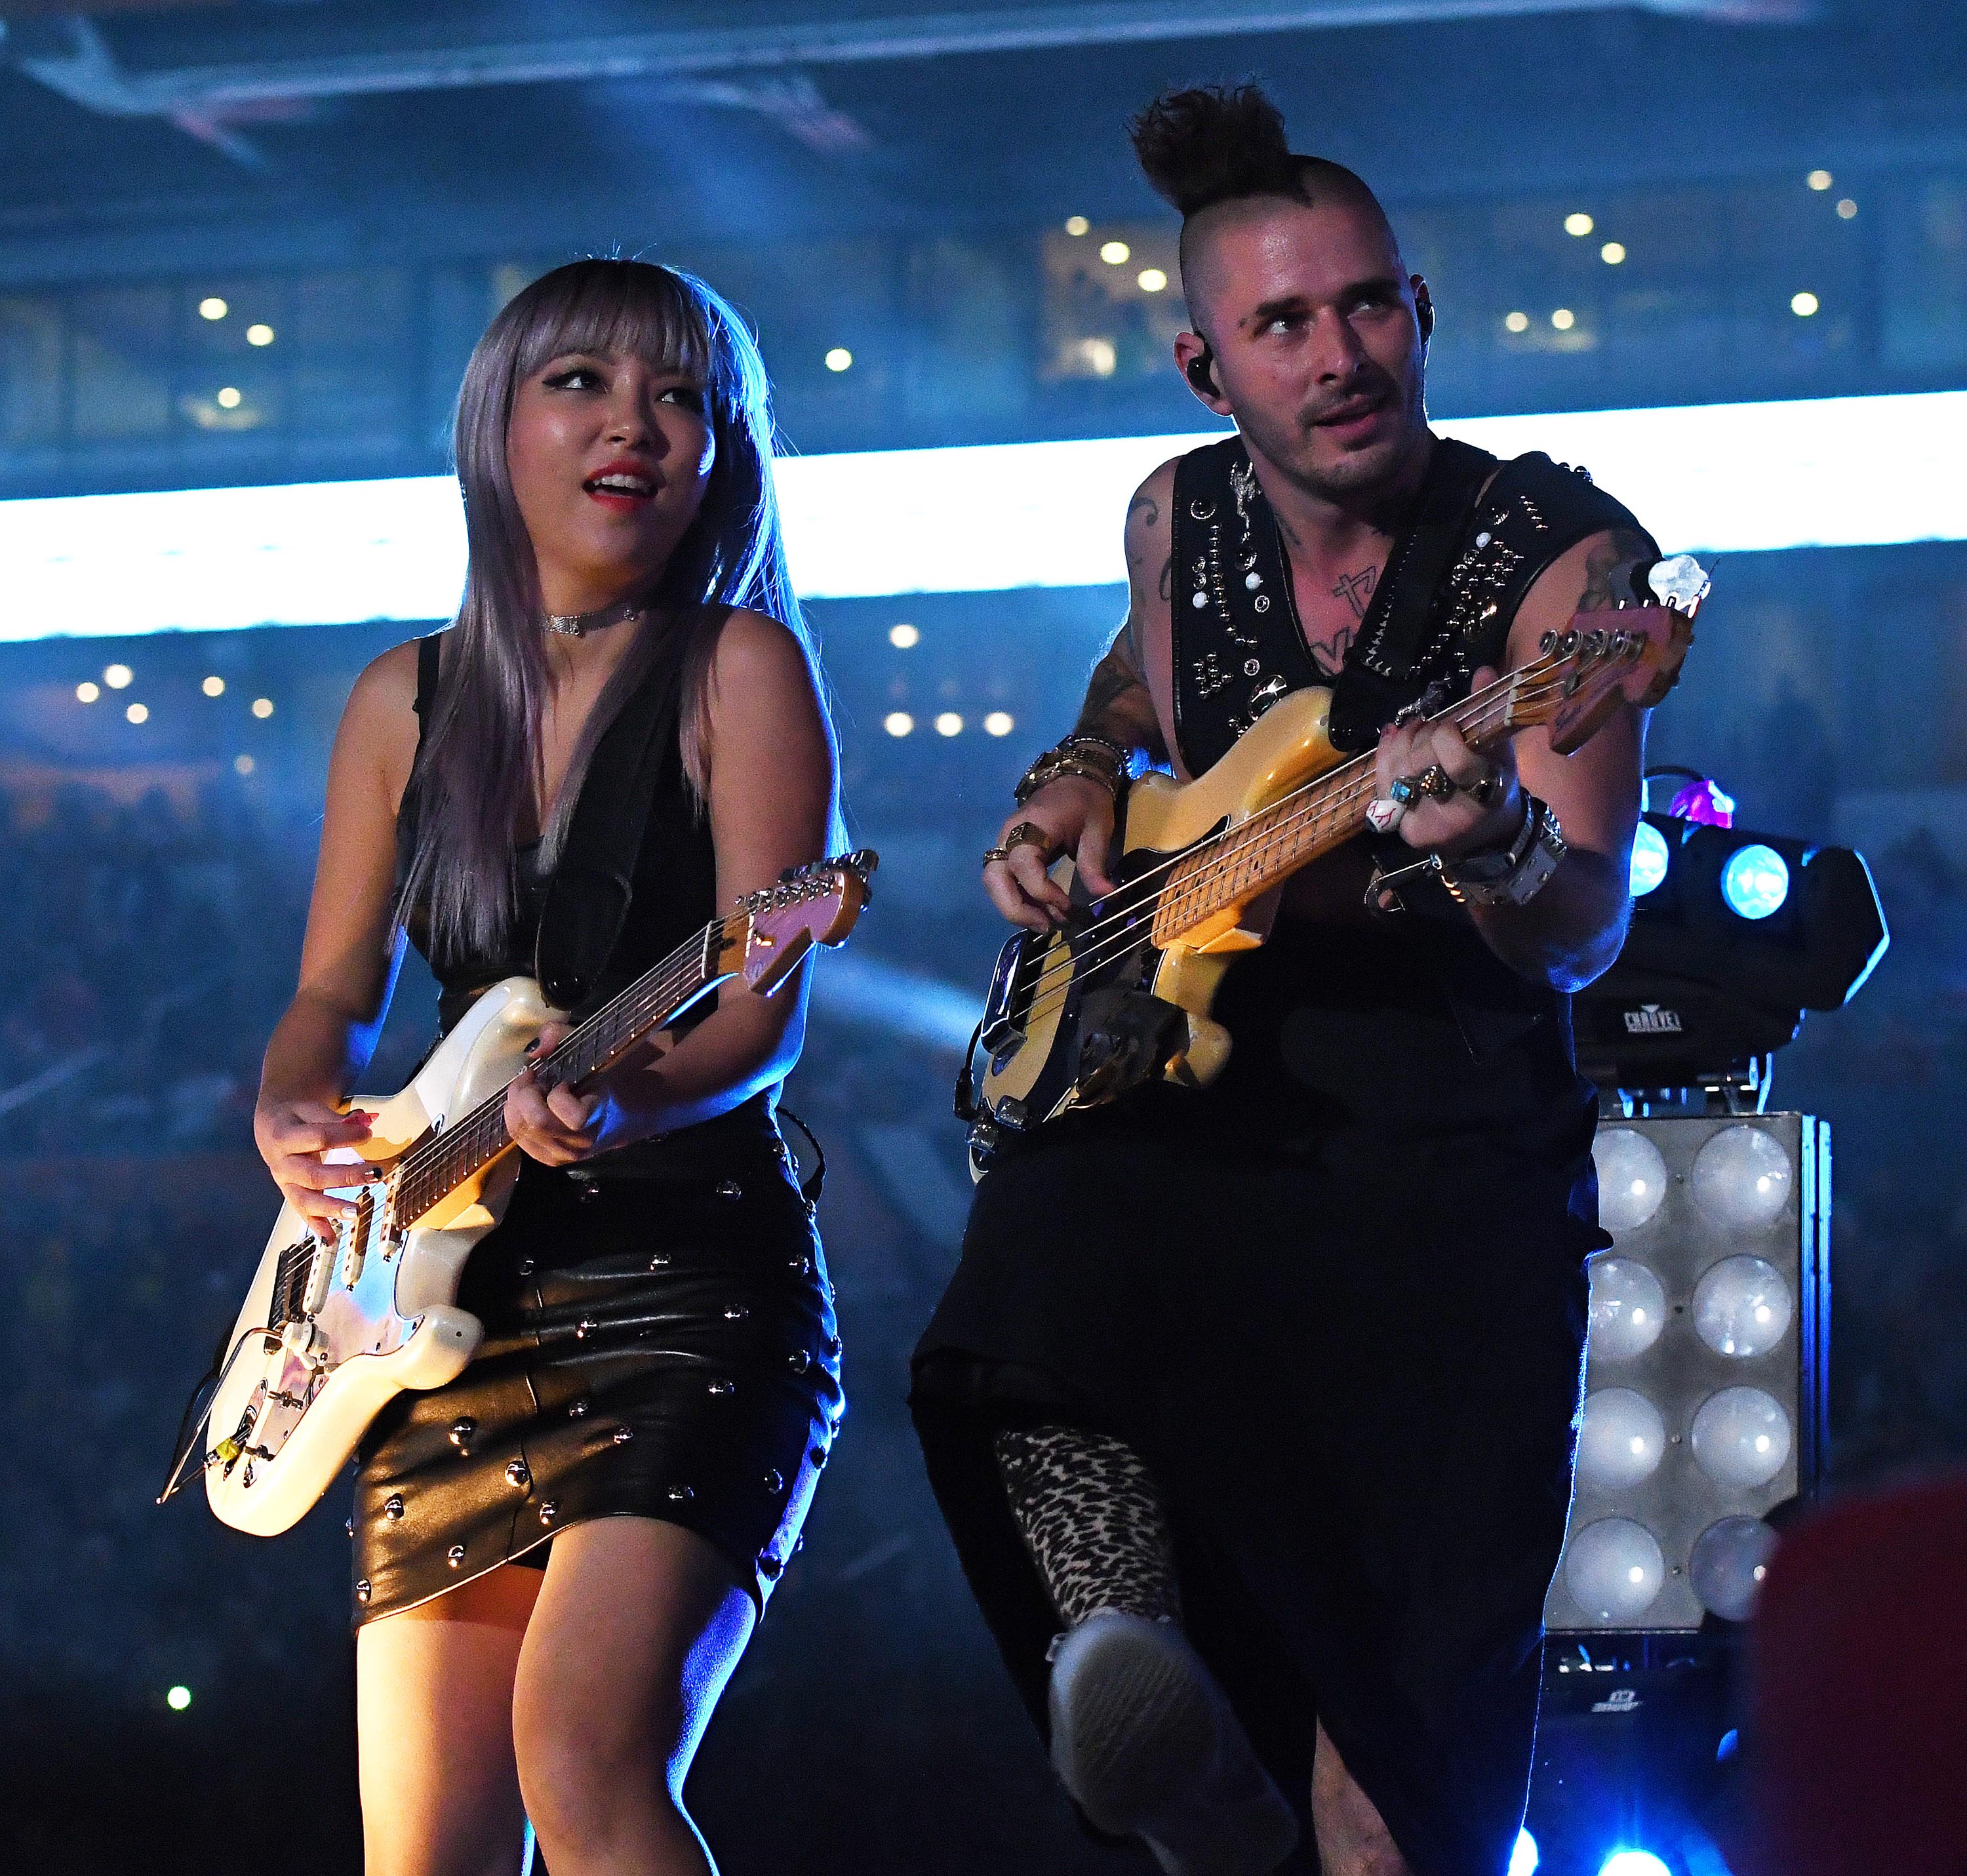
[1128,83,1303,218]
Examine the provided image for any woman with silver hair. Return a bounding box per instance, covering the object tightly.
[251,257,843,1875]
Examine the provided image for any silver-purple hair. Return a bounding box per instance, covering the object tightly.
[397,257,826,967]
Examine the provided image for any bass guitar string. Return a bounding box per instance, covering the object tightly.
[1004,669,1566,1026]
[1004,661,1583,1036]
[1003,668,1557,1026]
[1006,663,1538,995]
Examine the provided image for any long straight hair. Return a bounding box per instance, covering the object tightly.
[398,257,825,967]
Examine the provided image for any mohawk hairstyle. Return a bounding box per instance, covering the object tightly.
[1128,81,1396,264]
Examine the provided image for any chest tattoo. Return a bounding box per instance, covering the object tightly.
[1331,565,1379,620]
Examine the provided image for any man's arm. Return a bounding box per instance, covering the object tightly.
[982,462,1175,930]
[1375,526,1654,990]
[1075,467,1174,761]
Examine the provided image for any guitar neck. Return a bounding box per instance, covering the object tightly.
[1154,665,1538,942]
[390,919,732,1228]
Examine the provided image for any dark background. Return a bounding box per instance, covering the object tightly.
[1,2,1963,1870]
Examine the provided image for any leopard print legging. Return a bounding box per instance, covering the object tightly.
[995,1424,1183,1628]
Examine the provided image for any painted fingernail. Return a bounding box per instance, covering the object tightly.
[524,1039,540,1056]
[365,1165,383,1180]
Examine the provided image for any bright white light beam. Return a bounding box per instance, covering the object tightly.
[2,390,1962,640]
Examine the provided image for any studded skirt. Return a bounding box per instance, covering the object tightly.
[349,1133,843,1625]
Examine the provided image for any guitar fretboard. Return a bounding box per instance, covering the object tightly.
[1149,662,1545,945]
[387,919,728,1230]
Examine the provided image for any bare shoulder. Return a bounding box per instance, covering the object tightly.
[704,606,819,695]
[1508,524,1655,661]
[1124,458,1180,564]
[334,637,424,808]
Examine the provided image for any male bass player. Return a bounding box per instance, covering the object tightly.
[912,85,1664,1876]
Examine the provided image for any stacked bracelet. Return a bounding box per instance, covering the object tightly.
[1440,796,1568,907]
[1014,733,1130,805]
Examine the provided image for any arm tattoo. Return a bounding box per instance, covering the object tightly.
[1576,529,1655,612]
[1330,566,1378,621]
[1158,551,1173,603]
[1074,614,1167,759]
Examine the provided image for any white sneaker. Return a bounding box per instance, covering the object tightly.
[1047,1608,1300,1876]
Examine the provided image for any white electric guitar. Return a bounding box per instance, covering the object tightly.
[200,852,876,1538]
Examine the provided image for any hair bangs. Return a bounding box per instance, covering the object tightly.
[510,259,717,402]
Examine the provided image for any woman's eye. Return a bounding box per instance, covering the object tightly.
[543,366,602,391]
[659,384,705,410]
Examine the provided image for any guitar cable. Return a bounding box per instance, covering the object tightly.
[156,1318,275,1507]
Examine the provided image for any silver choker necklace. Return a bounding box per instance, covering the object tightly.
[544,595,650,638]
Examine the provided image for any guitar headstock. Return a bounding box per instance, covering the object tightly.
[726,850,878,995]
[1509,604,1696,755]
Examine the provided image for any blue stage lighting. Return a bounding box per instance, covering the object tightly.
[1720,843,1791,920]
[1629,822,1671,897]
[1599,1853,1671,1876]
[1509,1827,1540,1875]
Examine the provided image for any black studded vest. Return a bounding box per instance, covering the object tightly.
[1159,433,1655,1168]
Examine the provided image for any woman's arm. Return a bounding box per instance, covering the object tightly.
[255,640,421,1232]
[506,611,837,1163]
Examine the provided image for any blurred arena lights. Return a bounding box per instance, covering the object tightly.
[1509,1827,1540,1874]
[3,391,1965,639]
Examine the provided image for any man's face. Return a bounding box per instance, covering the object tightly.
[1185,194,1429,504]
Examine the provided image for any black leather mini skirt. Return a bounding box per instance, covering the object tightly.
[349,1135,843,1625]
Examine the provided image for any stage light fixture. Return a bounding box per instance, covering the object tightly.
[125,702,148,724]
[1064,215,1090,237]
[1629,822,1671,896]
[202,674,225,696]
[233,753,254,775]
[934,711,963,736]
[1600,1853,1670,1876]
[1836,198,1858,219]
[888,622,920,648]
[1691,1125,1793,1230]
[1099,240,1130,266]
[251,696,274,718]
[1505,311,1530,333]
[104,662,132,688]
[825,348,853,373]
[1547,1114,1827,1633]
[1587,1254,1667,1357]
[1596,1128,1669,1232]
[1576,813,1886,1093]
[1138,268,1168,292]
[1566,212,1595,236]
[217,386,243,409]
[1564,1517,1665,1623]
[166,1685,192,1711]
[1720,843,1789,920]
[1510,1827,1540,1875]
[1692,1256,1793,1357]
[76,681,100,703]
[983,711,1014,736]
[1791,292,1819,317]
[883,711,913,737]
[1601,242,1627,265]
[1806,169,1833,191]
[198,296,228,320]
[1687,1515,1776,1621]
[1577,1388,1667,1490]
[247,323,275,346]
[1552,308,1576,330]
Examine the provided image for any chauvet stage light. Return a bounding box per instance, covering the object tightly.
[1545,1113,1829,1633]
[1577,815,1887,1092]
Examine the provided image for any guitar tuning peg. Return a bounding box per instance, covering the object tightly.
[777,866,797,884]
[848,848,879,874]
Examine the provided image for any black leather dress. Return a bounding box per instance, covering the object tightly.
[349,629,843,1625]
